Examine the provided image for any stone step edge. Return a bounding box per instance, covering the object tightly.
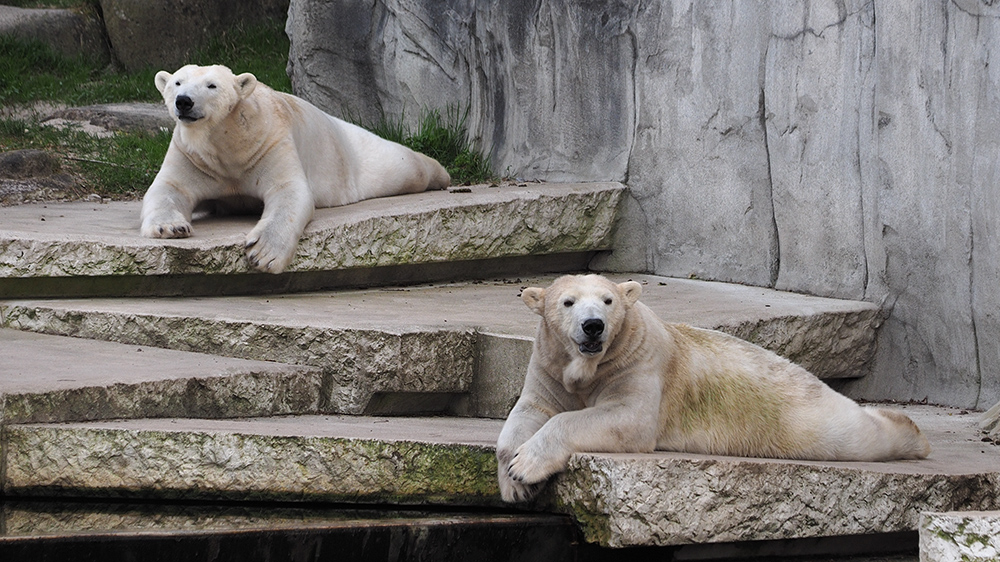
[0,182,624,298]
[1,416,506,507]
[1,273,881,420]
[3,406,995,548]
[0,252,596,299]
[0,504,580,562]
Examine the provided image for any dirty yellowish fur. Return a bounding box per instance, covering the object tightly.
[496,274,931,503]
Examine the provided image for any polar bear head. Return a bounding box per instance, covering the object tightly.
[522,275,642,358]
[155,64,257,126]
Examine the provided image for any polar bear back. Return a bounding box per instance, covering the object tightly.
[267,90,443,207]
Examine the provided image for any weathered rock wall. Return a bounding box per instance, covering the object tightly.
[286,0,1000,410]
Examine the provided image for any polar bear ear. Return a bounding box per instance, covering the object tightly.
[619,281,642,306]
[154,71,172,94]
[521,287,546,316]
[235,73,258,98]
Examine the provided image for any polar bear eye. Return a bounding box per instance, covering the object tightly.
[207,83,217,89]
[175,81,181,86]
[563,299,575,308]
[604,297,613,305]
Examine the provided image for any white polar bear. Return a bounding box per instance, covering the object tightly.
[496,274,931,502]
[140,64,451,273]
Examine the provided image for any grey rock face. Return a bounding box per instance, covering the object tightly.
[286,0,1000,409]
[287,1,634,183]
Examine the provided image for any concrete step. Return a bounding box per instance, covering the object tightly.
[0,329,326,424]
[0,500,920,561]
[2,406,996,549]
[0,502,579,562]
[0,182,623,298]
[2,274,881,418]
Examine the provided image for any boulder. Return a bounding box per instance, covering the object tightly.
[0,5,109,64]
[0,150,80,206]
[44,103,173,135]
[98,0,289,72]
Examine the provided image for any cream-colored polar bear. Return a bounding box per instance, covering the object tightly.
[140,64,450,273]
[496,274,931,502]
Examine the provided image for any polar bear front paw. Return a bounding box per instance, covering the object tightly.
[141,215,192,239]
[507,442,565,486]
[245,220,298,273]
[499,471,545,503]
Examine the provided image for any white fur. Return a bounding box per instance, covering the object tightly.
[496,274,931,503]
[141,64,450,273]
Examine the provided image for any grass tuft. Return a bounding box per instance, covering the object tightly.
[367,106,494,184]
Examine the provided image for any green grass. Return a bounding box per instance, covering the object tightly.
[367,106,494,185]
[0,118,171,198]
[186,21,292,93]
[0,35,158,106]
[0,10,492,199]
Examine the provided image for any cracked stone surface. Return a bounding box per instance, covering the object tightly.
[920,511,1000,562]
[2,274,880,418]
[0,182,622,278]
[2,406,997,547]
[284,0,1000,412]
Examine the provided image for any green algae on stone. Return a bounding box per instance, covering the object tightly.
[3,424,501,505]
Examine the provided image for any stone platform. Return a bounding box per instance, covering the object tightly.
[2,274,880,419]
[0,182,623,297]
[0,329,325,424]
[1,406,996,548]
[2,189,995,555]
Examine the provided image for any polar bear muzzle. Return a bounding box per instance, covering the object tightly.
[174,95,200,122]
[579,319,605,354]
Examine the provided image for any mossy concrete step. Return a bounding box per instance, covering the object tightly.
[2,274,881,418]
[2,406,996,548]
[0,182,623,298]
[0,329,328,424]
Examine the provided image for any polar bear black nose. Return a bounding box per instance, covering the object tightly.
[582,319,604,338]
[175,95,194,112]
